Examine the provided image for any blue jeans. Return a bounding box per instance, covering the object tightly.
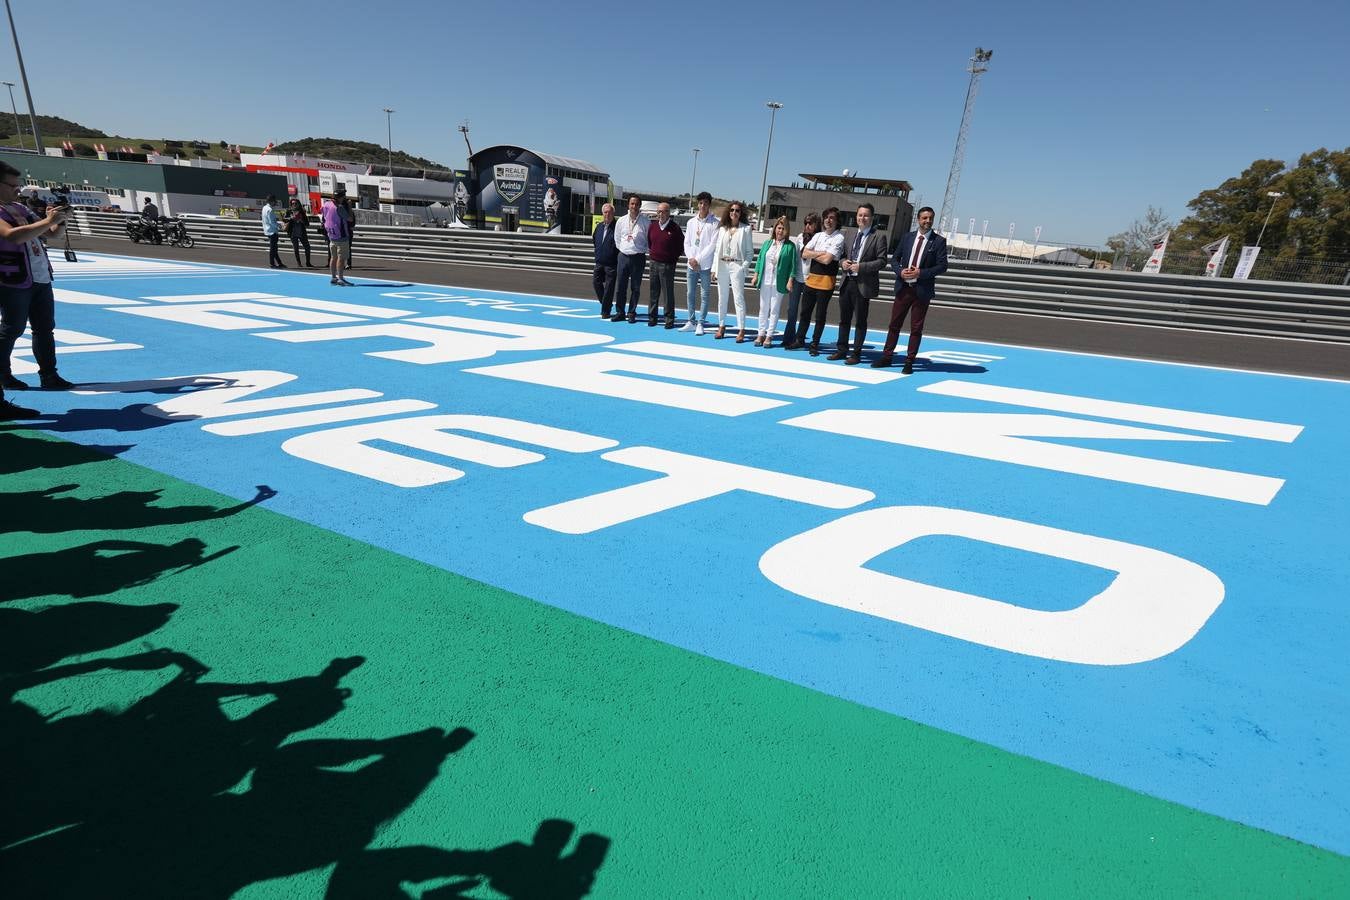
[686,266,711,324]
[1,281,57,378]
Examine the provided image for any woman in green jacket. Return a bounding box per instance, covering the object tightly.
[749,216,798,348]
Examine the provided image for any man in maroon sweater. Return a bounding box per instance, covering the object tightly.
[646,203,685,328]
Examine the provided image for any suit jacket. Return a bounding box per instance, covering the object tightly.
[890,229,948,301]
[841,227,890,299]
[593,220,618,267]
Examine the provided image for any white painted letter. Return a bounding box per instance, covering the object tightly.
[759,506,1225,665]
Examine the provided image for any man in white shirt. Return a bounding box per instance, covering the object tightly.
[262,195,285,268]
[681,191,718,335]
[787,207,846,355]
[611,195,650,323]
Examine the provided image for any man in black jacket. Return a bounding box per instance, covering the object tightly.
[592,203,619,318]
[831,202,890,365]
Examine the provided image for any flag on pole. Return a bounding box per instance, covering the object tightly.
[1202,237,1230,278]
[1141,231,1170,273]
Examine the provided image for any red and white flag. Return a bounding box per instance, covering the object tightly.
[1202,237,1229,278]
[1142,231,1170,274]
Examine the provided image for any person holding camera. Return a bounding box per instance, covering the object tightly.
[285,198,314,267]
[0,162,75,419]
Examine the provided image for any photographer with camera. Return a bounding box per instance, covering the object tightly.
[1,162,77,420]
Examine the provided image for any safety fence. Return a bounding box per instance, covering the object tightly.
[70,210,1350,345]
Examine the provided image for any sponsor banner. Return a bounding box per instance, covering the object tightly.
[1202,237,1230,278]
[1232,244,1261,280]
[1142,231,1170,274]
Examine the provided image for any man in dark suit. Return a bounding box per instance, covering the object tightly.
[873,206,948,373]
[830,202,890,365]
[592,203,619,318]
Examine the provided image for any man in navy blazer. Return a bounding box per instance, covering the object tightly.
[592,203,619,318]
[874,206,948,373]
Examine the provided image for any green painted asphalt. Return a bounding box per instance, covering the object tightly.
[3,429,1347,899]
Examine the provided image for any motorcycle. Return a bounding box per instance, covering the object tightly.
[160,217,195,248]
[125,216,195,248]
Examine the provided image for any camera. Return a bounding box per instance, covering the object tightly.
[50,185,71,209]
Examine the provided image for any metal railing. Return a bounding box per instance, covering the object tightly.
[70,210,1350,344]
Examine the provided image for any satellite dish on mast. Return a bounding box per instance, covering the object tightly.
[842,168,850,177]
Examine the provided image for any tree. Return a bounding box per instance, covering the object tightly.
[1172,149,1349,259]
[140,143,155,152]
[72,142,96,157]
[1106,206,1173,254]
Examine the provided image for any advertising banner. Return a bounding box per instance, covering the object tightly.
[1232,245,1261,280]
[1202,237,1230,278]
[1142,232,1170,274]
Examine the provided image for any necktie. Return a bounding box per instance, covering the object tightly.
[852,231,863,261]
[910,233,924,268]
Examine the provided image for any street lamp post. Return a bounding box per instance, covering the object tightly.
[689,148,701,211]
[758,101,783,232]
[382,107,395,174]
[1255,190,1284,248]
[2,81,20,149]
[3,0,41,152]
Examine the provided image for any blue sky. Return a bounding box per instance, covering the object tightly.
[8,0,1348,244]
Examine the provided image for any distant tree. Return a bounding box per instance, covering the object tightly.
[72,142,96,157]
[192,148,207,157]
[1172,149,1349,259]
[140,142,155,152]
[1106,206,1173,254]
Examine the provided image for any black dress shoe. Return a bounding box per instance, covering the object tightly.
[610,313,625,322]
[626,314,637,324]
[870,356,893,368]
[647,319,658,327]
[1,374,28,390]
[845,356,861,366]
[664,321,677,329]
[784,342,802,351]
[0,398,39,419]
[901,364,914,375]
[827,351,848,361]
[808,346,820,357]
[40,373,76,390]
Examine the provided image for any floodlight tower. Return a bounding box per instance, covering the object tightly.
[938,47,992,234]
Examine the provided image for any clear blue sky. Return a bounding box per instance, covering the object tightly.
[8,0,1348,244]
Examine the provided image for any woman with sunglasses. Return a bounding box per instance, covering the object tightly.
[711,201,754,341]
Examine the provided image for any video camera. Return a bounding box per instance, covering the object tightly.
[50,185,72,209]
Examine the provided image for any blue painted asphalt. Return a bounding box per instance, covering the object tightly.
[16,253,1350,853]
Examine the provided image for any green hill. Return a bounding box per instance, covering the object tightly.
[271,137,445,170]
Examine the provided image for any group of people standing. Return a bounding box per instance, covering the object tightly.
[261,192,356,285]
[592,196,948,372]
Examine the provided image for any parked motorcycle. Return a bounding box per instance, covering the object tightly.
[126,216,194,248]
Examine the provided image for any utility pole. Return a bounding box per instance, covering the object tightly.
[758,101,783,232]
[382,107,395,174]
[2,80,20,149]
[938,47,993,235]
[689,147,700,209]
[3,0,42,152]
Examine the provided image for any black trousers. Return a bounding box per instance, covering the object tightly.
[593,263,617,316]
[267,233,284,266]
[835,278,873,356]
[648,261,676,324]
[792,284,834,347]
[615,253,646,317]
[289,230,312,265]
[0,282,57,378]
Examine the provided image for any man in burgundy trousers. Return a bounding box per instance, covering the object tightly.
[873,207,948,373]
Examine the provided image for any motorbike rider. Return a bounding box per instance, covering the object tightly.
[141,197,163,243]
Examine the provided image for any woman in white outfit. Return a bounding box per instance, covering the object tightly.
[711,201,754,342]
[749,217,798,348]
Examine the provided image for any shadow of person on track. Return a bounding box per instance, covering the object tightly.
[0,430,133,473]
[326,819,612,900]
[0,538,237,602]
[1,484,275,534]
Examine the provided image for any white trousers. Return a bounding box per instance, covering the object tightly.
[715,262,746,329]
[757,284,784,338]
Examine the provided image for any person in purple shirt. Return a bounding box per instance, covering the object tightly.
[321,195,352,286]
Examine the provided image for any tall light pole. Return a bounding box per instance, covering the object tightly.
[2,80,19,149]
[939,47,993,234]
[689,147,701,209]
[758,101,782,232]
[3,0,40,152]
[1255,191,1284,247]
[382,107,395,174]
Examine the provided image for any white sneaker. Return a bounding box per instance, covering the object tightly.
[679,321,695,333]
[695,323,705,336]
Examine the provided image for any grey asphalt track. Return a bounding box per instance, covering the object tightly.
[69,234,1350,380]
